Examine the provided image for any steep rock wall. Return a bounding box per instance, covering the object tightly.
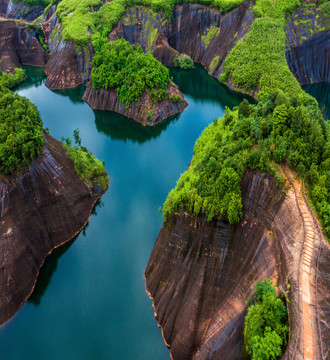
[286,5,329,85]
[109,3,254,80]
[0,0,44,21]
[82,82,188,126]
[145,170,329,359]
[0,20,49,73]
[0,134,106,325]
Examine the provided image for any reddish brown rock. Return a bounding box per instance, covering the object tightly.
[0,20,49,73]
[0,134,107,325]
[82,82,188,126]
[145,170,330,359]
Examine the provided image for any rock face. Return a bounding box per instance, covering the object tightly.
[109,3,254,80]
[0,20,49,73]
[82,82,188,126]
[0,0,44,21]
[145,170,329,359]
[286,6,330,85]
[0,134,106,325]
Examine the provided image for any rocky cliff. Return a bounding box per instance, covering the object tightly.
[286,4,329,85]
[0,0,44,21]
[145,169,329,359]
[82,82,188,126]
[0,134,106,325]
[0,20,49,73]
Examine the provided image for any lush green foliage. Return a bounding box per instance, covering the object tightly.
[220,16,302,101]
[62,129,109,191]
[91,37,170,107]
[13,0,51,7]
[0,71,44,175]
[201,25,220,48]
[244,280,288,360]
[163,91,329,235]
[0,68,26,89]
[56,0,245,45]
[253,0,302,19]
[174,54,194,69]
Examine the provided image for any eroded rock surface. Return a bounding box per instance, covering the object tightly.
[0,134,106,325]
[82,82,188,126]
[0,20,49,73]
[145,170,330,359]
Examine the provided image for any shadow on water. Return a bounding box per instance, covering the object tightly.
[28,200,104,306]
[53,85,86,104]
[14,66,47,91]
[169,64,255,106]
[303,82,329,120]
[94,110,180,143]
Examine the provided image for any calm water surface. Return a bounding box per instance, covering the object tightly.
[1,66,327,360]
[0,66,246,360]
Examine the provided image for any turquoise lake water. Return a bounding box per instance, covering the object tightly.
[0,66,327,360]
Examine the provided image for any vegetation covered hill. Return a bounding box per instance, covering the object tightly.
[91,37,177,107]
[163,0,330,239]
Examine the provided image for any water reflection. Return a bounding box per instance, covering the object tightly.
[303,82,329,119]
[94,110,180,143]
[170,64,254,106]
[28,200,103,307]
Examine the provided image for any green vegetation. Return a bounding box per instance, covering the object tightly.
[163,91,329,239]
[62,129,109,191]
[0,70,44,175]
[201,26,220,48]
[91,37,170,107]
[174,54,194,69]
[209,56,220,73]
[244,280,288,360]
[220,16,302,101]
[56,0,246,46]
[13,0,51,7]
[0,68,26,89]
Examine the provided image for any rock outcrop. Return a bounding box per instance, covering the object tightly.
[145,169,330,359]
[0,0,44,21]
[0,20,49,73]
[286,5,329,85]
[0,134,107,325]
[82,82,188,126]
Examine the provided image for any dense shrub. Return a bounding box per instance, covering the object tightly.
[62,129,109,190]
[163,91,329,238]
[244,280,288,360]
[0,71,44,175]
[173,54,194,69]
[91,37,170,107]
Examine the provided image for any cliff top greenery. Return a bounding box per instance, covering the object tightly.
[244,280,288,360]
[0,69,44,175]
[91,37,170,107]
[62,129,109,191]
[163,91,330,238]
[55,0,246,46]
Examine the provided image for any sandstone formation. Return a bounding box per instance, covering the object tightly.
[145,169,330,359]
[82,82,188,126]
[0,0,44,21]
[0,20,49,73]
[0,134,106,325]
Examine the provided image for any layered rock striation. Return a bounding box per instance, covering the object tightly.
[0,20,49,73]
[0,134,106,325]
[145,169,329,359]
[82,82,188,126]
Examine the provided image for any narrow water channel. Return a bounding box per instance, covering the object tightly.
[0,66,326,360]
